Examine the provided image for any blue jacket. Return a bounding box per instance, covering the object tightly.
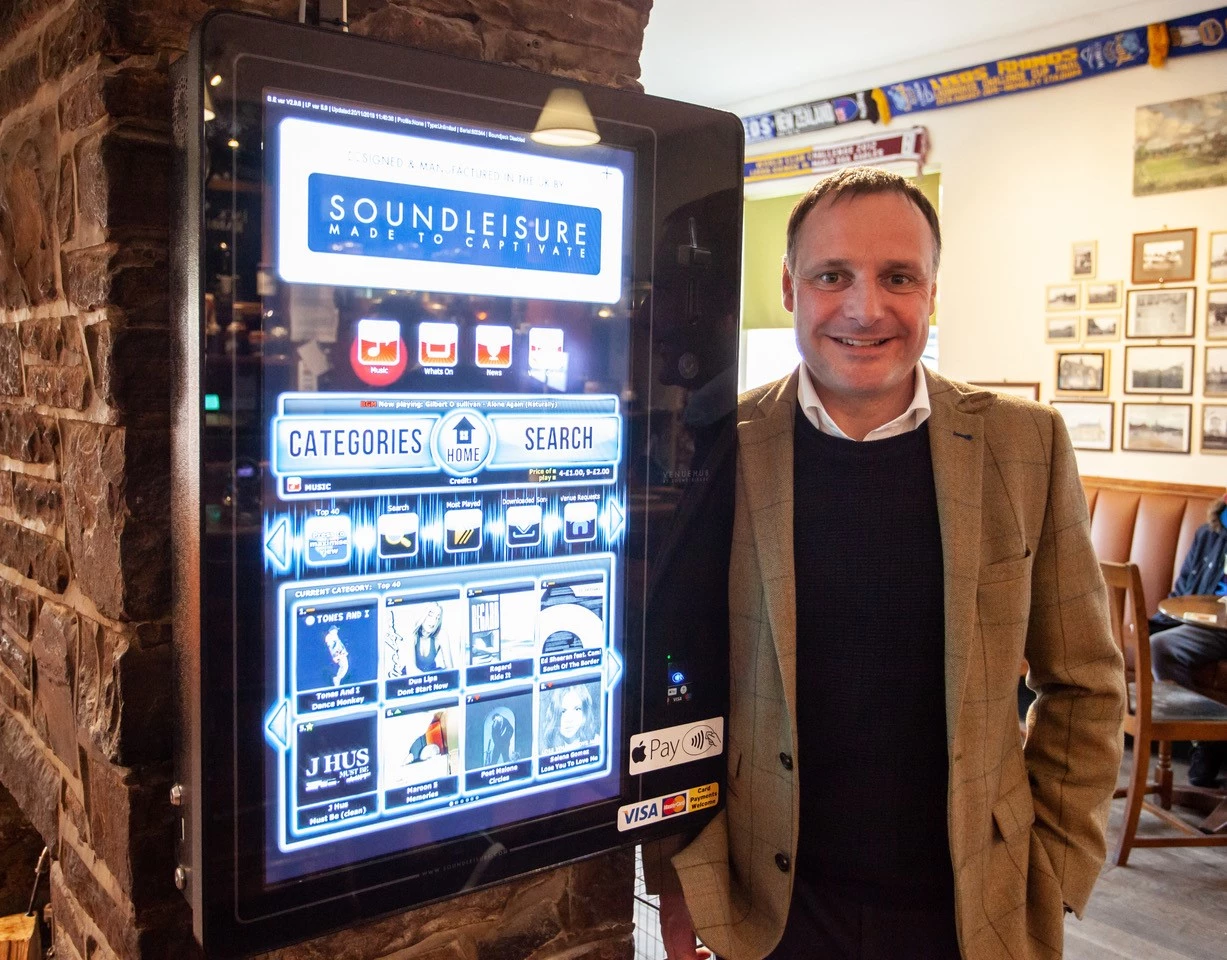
[1151,504,1227,632]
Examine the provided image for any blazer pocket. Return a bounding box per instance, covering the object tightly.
[991,778,1036,841]
[978,548,1033,586]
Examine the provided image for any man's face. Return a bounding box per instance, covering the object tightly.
[782,191,937,420]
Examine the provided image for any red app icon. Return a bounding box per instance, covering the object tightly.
[357,318,400,367]
[419,322,458,367]
[475,325,512,368]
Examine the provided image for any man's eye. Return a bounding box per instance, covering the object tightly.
[817,272,841,284]
[887,274,911,285]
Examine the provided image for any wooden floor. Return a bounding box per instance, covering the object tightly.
[1065,750,1227,960]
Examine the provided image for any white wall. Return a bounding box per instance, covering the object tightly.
[731,15,1227,485]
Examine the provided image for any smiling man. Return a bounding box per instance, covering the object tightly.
[644,167,1125,960]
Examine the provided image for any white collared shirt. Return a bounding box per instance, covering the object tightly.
[797,362,931,441]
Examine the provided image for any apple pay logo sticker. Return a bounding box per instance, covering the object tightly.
[628,717,724,775]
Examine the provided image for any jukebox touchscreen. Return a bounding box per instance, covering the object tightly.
[174,12,742,955]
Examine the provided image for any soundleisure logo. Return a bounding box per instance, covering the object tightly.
[308,173,602,276]
[628,717,724,776]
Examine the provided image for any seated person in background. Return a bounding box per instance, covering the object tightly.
[1149,495,1227,787]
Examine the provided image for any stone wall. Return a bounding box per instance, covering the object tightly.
[0,1,651,957]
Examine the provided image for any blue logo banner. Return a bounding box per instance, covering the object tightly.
[307,174,602,276]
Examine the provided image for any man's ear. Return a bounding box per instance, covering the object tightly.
[781,259,795,313]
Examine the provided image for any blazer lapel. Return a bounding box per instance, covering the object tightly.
[925,371,985,747]
[738,371,799,719]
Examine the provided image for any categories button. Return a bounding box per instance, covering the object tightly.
[377,512,419,558]
[505,504,542,548]
[563,501,598,543]
[444,508,483,553]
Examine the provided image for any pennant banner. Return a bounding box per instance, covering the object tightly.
[1165,6,1227,58]
[744,127,928,183]
[742,91,876,145]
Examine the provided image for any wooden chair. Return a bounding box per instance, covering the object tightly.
[1100,560,1227,865]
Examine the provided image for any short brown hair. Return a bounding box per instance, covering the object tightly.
[784,167,941,272]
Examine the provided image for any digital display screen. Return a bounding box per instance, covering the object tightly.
[259,90,635,882]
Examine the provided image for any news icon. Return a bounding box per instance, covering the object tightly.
[475,325,512,369]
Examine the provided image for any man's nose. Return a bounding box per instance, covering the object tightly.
[846,279,887,326]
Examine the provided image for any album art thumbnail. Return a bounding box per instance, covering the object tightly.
[467,583,538,665]
[538,678,603,754]
[537,576,605,655]
[295,712,379,809]
[295,601,378,693]
[465,689,533,769]
[384,594,463,677]
[381,705,461,789]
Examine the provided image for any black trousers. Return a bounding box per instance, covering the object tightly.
[761,876,961,960]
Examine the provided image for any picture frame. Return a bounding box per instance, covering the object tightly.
[1054,350,1108,396]
[1202,404,1227,454]
[1045,283,1080,312]
[1082,314,1120,341]
[970,381,1040,402]
[1124,345,1194,395]
[1051,400,1114,451]
[1121,403,1191,454]
[1206,345,1227,397]
[1126,286,1195,338]
[1209,231,1227,283]
[1071,240,1097,280]
[1207,288,1227,340]
[1084,281,1122,308]
[1044,315,1079,343]
[1131,227,1196,284]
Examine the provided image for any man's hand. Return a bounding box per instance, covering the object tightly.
[659,890,711,960]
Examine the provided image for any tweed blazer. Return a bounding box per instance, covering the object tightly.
[644,368,1125,960]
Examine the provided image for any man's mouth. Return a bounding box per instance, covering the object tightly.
[833,337,889,347]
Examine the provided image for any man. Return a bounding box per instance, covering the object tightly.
[645,167,1125,960]
[1149,497,1227,787]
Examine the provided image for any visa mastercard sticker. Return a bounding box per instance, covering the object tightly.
[616,782,719,832]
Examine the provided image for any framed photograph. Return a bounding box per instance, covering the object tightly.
[1136,94,1227,196]
[1131,228,1196,283]
[1202,404,1227,454]
[1211,231,1227,283]
[1054,350,1108,396]
[1045,283,1080,312]
[1071,241,1096,279]
[1082,314,1120,341]
[1044,315,1079,342]
[1126,286,1195,338]
[1085,281,1122,308]
[1207,289,1227,339]
[1124,345,1194,394]
[970,382,1040,401]
[1051,400,1114,451]
[1121,403,1191,453]
[1206,346,1227,397]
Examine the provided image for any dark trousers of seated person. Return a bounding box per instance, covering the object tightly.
[757,875,961,960]
[1150,623,1227,689]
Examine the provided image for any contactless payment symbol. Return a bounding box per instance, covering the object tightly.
[430,409,494,477]
[505,504,542,548]
[444,508,483,553]
[303,515,351,566]
[475,325,512,368]
[419,321,458,367]
[528,328,564,371]
[563,501,598,543]
[377,512,418,558]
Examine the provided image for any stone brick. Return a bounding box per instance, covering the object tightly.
[27,364,89,410]
[351,5,485,59]
[0,110,60,308]
[50,862,90,960]
[85,322,170,418]
[42,0,108,82]
[104,0,208,57]
[62,242,170,322]
[0,629,31,689]
[0,711,60,847]
[0,406,59,464]
[504,0,646,56]
[479,28,639,84]
[476,897,563,960]
[0,780,49,916]
[0,0,60,51]
[77,617,172,765]
[12,474,65,526]
[0,579,39,642]
[20,318,75,364]
[0,517,70,592]
[62,777,90,845]
[103,66,173,131]
[380,931,477,960]
[57,841,139,959]
[61,422,171,621]
[528,935,634,960]
[0,471,10,509]
[76,130,171,239]
[31,600,79,776]
[59,153,76,245]
[0,326,22,396]
[0,48,40,117]
[565,849,633,929]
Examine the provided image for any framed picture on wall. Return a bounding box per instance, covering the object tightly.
[1083,314,1121,341]
[1051,400,1114,451]
[1071,241,1097,279]
[1121,403,1191,454]
[1124,345,1194,394]
[970,382,1040,401]
[1055,350,1108,395]
[1131,227,1196,284]
[1045,284,1080,311]
[1210,231,1227,283]
[1205,346,1227,397]
[1208,289,1227,339]
[1126,286,1195,338]
[1202,404,1227,454]
[1085,281,1122,308]
[1045,316,1079,342]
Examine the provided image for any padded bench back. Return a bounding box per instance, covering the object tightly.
[1082,477,1223,617]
